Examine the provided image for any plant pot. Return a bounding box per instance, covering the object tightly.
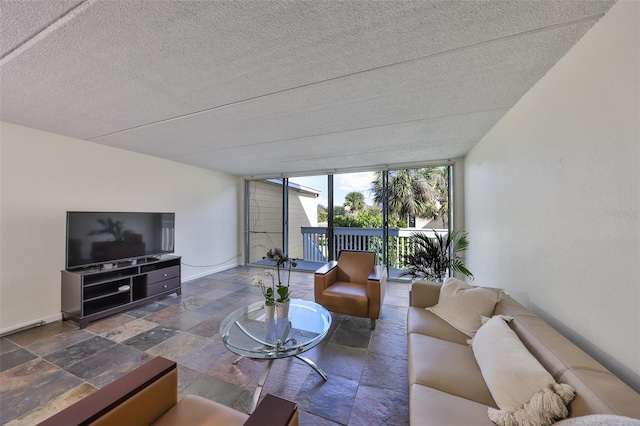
[264,303,275,320]
[276,300,290,318]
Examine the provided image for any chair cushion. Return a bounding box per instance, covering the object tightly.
[336,251,375,284]
[152,395,248,426]
[323,281,368,317]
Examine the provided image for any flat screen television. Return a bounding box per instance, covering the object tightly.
[66,211,175,270]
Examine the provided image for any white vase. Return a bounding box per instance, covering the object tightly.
[264,303,275,320]
[276,300,290,318]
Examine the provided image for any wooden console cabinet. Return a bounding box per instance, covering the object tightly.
[61,255,181,328]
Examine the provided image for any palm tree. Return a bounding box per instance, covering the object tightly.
[420,167,449,228]
[371,168,447,224]
[344,191,365,215]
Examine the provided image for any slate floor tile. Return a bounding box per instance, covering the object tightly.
[0,347,37,372]
[5,383,96,426]
[65,343,153,388]
[368,328,407,359]
[262,359,312,402]
[207,351,265,388]
[26,329,94,356]
[0,357,59,394]
[3,321,76,347]
[316,342,367,381]
[360,352,409,392]
[0,369,83,424]
[176,338,230,374]
[331,321,372,349]
[186,316,223,338]
[299,410,344,426]
[162,311,211,331]
[43,336,115,369]
[180,374,244,407]
[296,373,358,425]
[146,331,207,361]
[144,305,183,324]
[349,384,410,426]
[124,302,169,318]
[85,313,136,334]
[176,365,203,394]
[0,338,20,355]
[100,318,158,343]
[121,325,180,351]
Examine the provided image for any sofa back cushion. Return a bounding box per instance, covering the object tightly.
[426,278,502,337]
[495,295,640,419]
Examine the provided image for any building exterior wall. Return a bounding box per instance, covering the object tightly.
[247,180,318,262]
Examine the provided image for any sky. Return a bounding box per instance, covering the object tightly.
[291,171,377,207]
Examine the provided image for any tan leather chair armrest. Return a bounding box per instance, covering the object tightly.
[314,261,338,303]
[245,394,298,426]
[367,266,387,319]
[38,357,177,426]
[368,265,387,282]
[410,280,442,308]
[315,260,338,275]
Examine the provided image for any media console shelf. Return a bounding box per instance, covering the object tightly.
[61,255,181,329]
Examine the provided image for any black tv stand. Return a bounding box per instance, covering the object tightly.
[61,255,181,328]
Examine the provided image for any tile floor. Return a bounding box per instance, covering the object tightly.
[0,266,410,425]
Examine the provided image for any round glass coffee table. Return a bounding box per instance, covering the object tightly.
[220,299,332,411]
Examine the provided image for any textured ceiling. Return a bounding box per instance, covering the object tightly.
[0,0,616,177]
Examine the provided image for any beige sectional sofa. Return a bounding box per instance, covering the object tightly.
[407,280,640,426]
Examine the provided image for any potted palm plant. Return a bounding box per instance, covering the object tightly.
[402,229,473,282]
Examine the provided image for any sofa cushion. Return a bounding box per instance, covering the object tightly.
[408,333,496,407]
[426,277,502,337]
[472,315,575,426]
[410,384,496,426]
[152,394,249,426]
[407,306,469,345]
[554,414,640,425]
[557,368,640,418]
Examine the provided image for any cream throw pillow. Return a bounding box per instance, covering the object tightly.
[472,315,575,426]
[426,277,502,337]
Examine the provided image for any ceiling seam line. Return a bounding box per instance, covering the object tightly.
[164,106,511,159]
[86,12,604,142]
[0,0,97,65]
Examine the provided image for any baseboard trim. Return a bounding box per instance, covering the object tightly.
[0,313,63,337]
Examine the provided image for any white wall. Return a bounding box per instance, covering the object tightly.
[0,122,241,334]
[465,0,639,391]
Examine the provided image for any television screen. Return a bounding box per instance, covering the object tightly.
[66,211,175,269]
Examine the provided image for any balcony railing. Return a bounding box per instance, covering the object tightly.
[300,226,447,269]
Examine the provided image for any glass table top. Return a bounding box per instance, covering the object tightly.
[220,299,332,359]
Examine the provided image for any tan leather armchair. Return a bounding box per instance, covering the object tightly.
[314,250,387,329]
[38,357,298,426]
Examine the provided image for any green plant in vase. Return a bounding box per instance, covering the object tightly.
[264,248,297,317]
[251,270,276,319]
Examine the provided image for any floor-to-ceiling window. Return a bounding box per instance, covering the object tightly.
[245,165,452,278]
